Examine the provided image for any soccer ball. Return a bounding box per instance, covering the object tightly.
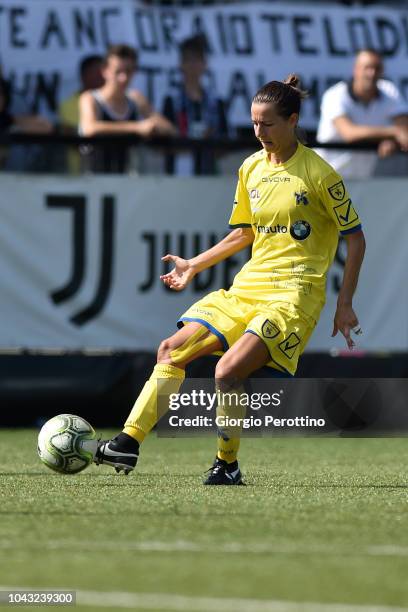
[38,414,97,474]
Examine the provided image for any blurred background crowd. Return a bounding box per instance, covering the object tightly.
[0,0,407,178]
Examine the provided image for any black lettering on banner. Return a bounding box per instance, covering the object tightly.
[139,233,156,292]
[47,195,86,305]
[100,8,120,47]
[279,333,301,360]
[226,71,251,115]
[40,10,68,48]
[293,16,318,55]
[191,14,213,53]
[402,16,408,55]
[70,196,115,326]
[322,17,348,56]
[399,77,408,101]
[230,15,253,55]
[260,14,285,53]
[139,233,250,293]
[8,71,30,105]
[347,18,373,54]
[7,71,60,114]
[166,66,182,92]
[216,12,229,54]
[375,18,400,57]
[73,9,97,48]
[138,66,162,106]
[32,72,60,113]
[159,10,179,52]
[47,194,116,326]
[10,8,27,48]
[222,253,240,290]
[135,9,159,52]
[193,233,217,292]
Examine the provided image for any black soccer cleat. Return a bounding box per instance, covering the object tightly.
[203,457,245,486]
[94,434,139,475]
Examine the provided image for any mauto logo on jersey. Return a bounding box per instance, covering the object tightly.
[257,224,287,234]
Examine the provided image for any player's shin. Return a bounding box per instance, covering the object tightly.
[123,363,185,443]
[215,379,246,464]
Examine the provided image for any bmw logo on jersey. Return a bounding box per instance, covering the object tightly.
[290,220,311,240]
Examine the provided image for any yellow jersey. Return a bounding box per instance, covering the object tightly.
[228,142,362,320]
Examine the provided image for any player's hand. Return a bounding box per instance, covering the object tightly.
[393,125,408,152]
[160,255,196,291]
[332,303,361,350]
[377,138,397,158]
[133,117,159,138]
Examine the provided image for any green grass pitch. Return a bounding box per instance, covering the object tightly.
[1,430,408,611]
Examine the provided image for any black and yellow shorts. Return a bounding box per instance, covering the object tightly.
[178,289,317,376]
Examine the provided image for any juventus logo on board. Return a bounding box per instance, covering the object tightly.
[47,194,115,326]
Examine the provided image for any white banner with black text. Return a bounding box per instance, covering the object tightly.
[0,173,406,352]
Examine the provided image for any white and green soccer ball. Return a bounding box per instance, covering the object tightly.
[38,414,97,474]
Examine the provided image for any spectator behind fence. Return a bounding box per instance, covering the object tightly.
[0,76,52,171]
[316,49,408,178]
[79,44,176,173]
[162,34,228,175]
[58,54,104,173]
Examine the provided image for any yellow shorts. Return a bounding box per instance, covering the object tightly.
[178,289,316,376]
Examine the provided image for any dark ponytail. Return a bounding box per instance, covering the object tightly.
[252,74,308,118]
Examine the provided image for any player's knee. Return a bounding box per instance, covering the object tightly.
[157,336,194,366]
[215,358,242,386]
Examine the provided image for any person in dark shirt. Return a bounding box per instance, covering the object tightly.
[163,34,228,175]
[0,76,52,170]
[80,44,176,173]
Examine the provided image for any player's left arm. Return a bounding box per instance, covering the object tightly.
[332,230,366,349]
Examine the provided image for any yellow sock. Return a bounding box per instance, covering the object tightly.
[217,436,241,464]
[123,363,185,444]
[216,382,246,464]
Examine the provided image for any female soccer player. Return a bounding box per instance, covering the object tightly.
[95,75,366,484]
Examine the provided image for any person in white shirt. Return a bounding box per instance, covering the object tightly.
[316,49,408,177]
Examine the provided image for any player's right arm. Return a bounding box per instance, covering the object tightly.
[161,162,253,291]
[160,228,254,291]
